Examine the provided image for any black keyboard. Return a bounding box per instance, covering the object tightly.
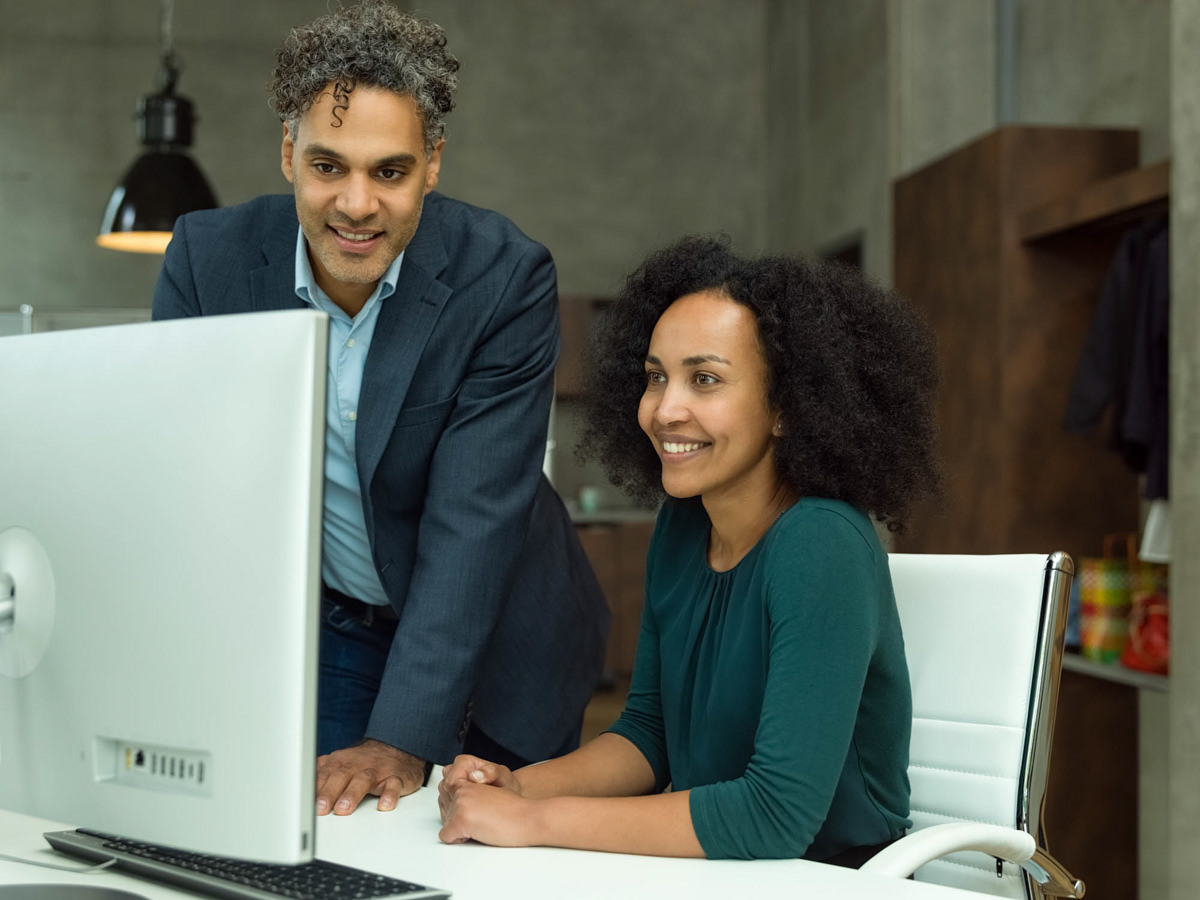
[44,828,450,900]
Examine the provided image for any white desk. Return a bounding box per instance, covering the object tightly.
[0,788,985,899]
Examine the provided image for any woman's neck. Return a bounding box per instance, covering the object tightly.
[704,482,797,572]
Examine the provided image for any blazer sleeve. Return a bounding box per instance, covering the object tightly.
[151,215,203,320]
[364,235,563,762]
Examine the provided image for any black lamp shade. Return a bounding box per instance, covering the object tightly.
[96,150,218,254]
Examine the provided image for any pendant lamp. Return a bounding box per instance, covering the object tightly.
[97,0,218,254]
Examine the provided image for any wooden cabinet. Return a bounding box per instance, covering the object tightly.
[892,125,1170,899]
[575,520,654,685]
[556,295,611,399]
[893,125,1148,558]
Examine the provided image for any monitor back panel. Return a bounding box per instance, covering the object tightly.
[0,309,327,863]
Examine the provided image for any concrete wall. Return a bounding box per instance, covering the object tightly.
[1019,0,1172,164]
[424,0,769,297]
[768,0,892,278]
[784,0,1170,287]
[0,1,327,313]
[888,0,996,177]
[1170,2,1200,895]
[0,0,768,314]
[2,1,1168,307]
[764,0,806,256]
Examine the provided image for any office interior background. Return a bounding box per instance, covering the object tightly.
[2,0,1198,897]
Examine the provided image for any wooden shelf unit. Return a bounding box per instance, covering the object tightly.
[893,125,1170,900]
[893,125,1147,559]
[1018,158,1170,243]
[555,295,611,398]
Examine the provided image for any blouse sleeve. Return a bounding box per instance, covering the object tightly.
[689,508,885,859]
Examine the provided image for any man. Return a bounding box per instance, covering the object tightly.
[152,0,609,817]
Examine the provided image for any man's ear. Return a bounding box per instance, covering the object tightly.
[424,139,444,194]
[280,122,296,184]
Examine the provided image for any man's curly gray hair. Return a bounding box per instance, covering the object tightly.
[268,0,459,157]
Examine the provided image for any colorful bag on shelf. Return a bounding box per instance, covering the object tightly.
[1119,566,1169,676]
[1077,534,1138,664]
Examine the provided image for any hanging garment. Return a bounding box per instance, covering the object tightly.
[1063,215,1169,498]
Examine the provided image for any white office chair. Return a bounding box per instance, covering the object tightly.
[861,552,1085,899]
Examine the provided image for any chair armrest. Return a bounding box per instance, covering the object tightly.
[860,823,1035,877]
[859,824,1085,898]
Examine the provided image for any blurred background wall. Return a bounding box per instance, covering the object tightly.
[5,2,1198,897]
[0,0,1168,308]
[3,0,771,308]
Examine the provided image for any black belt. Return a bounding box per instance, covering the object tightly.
[322,583,399,624]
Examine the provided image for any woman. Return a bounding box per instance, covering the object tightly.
[437,237,942,863]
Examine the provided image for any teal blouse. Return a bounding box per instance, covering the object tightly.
[606,497,912,861]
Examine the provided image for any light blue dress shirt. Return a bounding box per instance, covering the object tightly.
[293,227,403,606]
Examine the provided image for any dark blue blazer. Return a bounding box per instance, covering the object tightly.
[153,192,610,764]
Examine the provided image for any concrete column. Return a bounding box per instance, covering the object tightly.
[1169,1,1200,897]
[765,0,807,254]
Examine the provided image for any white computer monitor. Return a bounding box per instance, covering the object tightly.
[0,308,328,864]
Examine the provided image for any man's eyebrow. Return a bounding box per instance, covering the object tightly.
[301,143,345,161]
[644,353,732,366]
[301,145,419,168]
[373,152,420,168]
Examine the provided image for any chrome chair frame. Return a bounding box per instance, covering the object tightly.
[862,552,1084,898]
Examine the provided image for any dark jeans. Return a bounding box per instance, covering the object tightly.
[317,593,532,770]
[317,595,396,757]
[821,834,909,870]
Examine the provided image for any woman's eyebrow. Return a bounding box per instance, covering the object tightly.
[644,353,732,366]
[683,354,731,366]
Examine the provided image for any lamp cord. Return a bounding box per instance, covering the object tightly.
[158,0,179,92]
[159,0,173,60]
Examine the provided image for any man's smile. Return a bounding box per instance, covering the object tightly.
[334,227,381,242]
[328,225,385,253]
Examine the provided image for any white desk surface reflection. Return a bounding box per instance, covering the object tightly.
[0,787,986,899]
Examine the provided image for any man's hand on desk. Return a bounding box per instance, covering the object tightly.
[315,739,427,815]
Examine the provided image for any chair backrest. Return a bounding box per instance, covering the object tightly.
[888,552,1073,898]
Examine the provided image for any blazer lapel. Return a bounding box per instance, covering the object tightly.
[357,207,452,491]
[250,205,307,313]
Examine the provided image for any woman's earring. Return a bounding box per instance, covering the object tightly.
[773,420,783,436]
